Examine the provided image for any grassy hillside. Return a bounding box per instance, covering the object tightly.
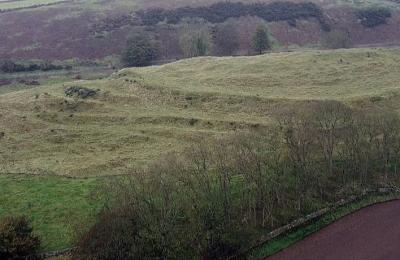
[132,48,400,99]
[1,48,400,177]
[1,47,400,250]
[0,174,102,251]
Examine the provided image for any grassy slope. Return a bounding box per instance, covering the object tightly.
[1,47,400,251]
[132,48,400,99]
[0,174,102,251]
[1,48,400,177]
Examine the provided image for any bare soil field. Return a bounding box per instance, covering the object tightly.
[268,199,400,260]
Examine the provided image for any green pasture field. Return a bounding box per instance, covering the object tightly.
[1,47,400,251]
[2,48,400,177]
[0,174,103,251]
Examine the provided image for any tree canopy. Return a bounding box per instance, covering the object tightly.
[252,25,271,54]
[121,32,158,67]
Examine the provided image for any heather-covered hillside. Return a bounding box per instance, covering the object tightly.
[0,0,400,60]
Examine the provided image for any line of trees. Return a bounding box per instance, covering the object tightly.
[91,1,398,68]
[121,19,272,67]
[118,1,393,68]
[118,1,334,67]
[0,60,72,73]
[74,100,400,259]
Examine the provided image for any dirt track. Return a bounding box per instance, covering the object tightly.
[267,199,400,260]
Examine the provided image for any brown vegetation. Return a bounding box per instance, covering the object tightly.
[74,100,400,259]
[0,216,41,259]
[1,2,400,61]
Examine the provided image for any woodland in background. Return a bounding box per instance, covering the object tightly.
[0,3,391,69]
[125,1,328,63]
[118,3,391,66]
[121,18,273,67]
[75,100,400,259]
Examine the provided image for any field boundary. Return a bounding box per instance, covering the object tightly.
[0,171,132,180]
[236,188,400,259]
[0,0,68,13]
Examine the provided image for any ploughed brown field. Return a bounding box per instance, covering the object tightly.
[267,199,400,260]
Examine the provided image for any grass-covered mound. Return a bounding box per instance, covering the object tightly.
[1,48,400,177]
[132,48,400,99]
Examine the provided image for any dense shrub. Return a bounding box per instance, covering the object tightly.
[75,101,400,259]
[121,31,158,67]
[0,216,41,259]
[356,7,391,28]
[75,155,254,259]
[74,208,143,260]
[136,1,329,31]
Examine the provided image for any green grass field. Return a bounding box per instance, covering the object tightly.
[0,174,103,251]
[2,47,400,251]
[132,48,400,99]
